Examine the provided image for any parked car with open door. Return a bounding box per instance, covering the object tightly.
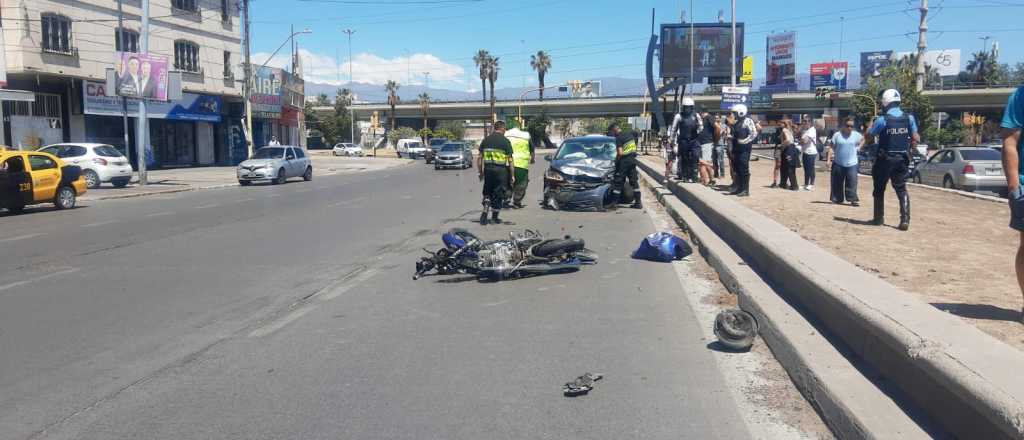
[1,149,87,213]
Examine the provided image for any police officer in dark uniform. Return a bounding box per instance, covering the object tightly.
[609,123,642,209]
[670,97,703,182]
[868,89,919,231]
[477,121,515,225]
[729,103,758,197]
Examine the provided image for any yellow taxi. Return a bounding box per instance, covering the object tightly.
[1,148,88,213]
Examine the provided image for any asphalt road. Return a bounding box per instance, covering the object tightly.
[0,158,749,439]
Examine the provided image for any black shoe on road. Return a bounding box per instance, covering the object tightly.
[479,211,489,225]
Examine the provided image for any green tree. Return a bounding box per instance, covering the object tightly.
[965,50,998,84]
[486,56,500,130]
[385,80,401,132]
[333,88,354,143]
[894,54,941,88]
[530,51,552,101]
[436,120,466,140]
[387,126,418,146]
[853,63,934,135]
[314,93,331,107]
[418,92,431,130]
[474,50,491,103]
[418,127,433,141]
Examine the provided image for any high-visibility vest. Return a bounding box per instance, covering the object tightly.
[510,137,531,169]
[482,147,509,165]
[620,140,637,156]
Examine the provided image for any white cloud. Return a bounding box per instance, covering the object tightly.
[252,49,466,87]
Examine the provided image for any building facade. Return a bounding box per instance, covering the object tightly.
[249,66,304,148]
[2,0,247,167]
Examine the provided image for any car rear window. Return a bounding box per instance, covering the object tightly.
[407,142,422,149]
[94,145,124,157]
[960,149,1001,161]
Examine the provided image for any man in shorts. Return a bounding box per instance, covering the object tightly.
[697,111,717,186]
[1000,85,1024,320]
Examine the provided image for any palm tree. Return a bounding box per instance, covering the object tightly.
[474,49,491,103]
[418,92,430,130]
[965,50,1003,85]
[530,51,552,100]
[894,54,941,87]
[487,56,500,128]
[385,80,400,132]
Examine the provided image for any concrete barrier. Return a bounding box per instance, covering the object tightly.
[637,157,1024,439]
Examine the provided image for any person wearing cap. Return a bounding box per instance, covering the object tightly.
[669,97,703,183]
[505,127,534,209]
[477,120,515,225]
[728,104,758,197]
[609,123,642,209]
[867,89,918,231]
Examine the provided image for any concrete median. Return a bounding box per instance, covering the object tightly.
[637,157,1024,439]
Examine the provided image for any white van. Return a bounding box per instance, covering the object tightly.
[396,139,426,159]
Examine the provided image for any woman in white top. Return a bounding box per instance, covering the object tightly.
[799,118,818,190]
[779,119,799,190]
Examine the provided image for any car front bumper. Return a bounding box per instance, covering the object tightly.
[237,168,275,180]
[435,158,465,168]
[543,179,614,211]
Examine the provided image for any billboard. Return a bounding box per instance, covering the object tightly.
[810,62,849,90]
[740,56,754,83]
[114,52,169,101]
[568,80,601,98]
[860,51,893,79]
[660,23,744,80]
[896,49,961,76]
[765,32,796,91]
[250,66,284,119]
[84,80,221,122]
[720,86,750,110]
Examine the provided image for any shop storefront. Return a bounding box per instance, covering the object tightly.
[250,67,283,148]
[79,80,231,168]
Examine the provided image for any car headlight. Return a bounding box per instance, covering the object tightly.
[545,169,565,182]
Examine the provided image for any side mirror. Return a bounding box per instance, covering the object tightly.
[544,154,553,161]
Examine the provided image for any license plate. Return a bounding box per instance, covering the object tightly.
[987,168,1002,176]
[247,174,259,178]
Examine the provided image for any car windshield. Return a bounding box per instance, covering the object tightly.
[429,139,447,147]
[94,146,124,157]
[406,142,422,149]
[556,140,617,161]
[252,147,285,159]
[960,149,1001,161]
[440,144,464,153]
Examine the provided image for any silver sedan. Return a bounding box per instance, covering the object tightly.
[237,146,312,185]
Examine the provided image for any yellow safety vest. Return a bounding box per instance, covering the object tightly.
[620,140,637,156]
[510,137,531,169]
[482,148,509,165]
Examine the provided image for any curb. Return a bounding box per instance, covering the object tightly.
[639,172,934,439]
[637,158,1024,440]
[81,183,237,202]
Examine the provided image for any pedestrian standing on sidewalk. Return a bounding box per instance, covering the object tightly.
[505,127,533,209]
[800,117,819,191]
[868,89,918,231]
[477,121,514,225]
[999,84,1024,319]
[770,124,783,188]
[779,118,800,191]
[729,104,758,197]
[698,111,717,186]
[269,136,281,146]
[827,117,865,205]
[713,116,729,180]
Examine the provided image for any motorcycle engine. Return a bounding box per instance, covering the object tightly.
[477,241,518,270]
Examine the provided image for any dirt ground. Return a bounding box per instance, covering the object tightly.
[654,153,1024,351]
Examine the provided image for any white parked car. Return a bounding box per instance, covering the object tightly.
[38,143,134,189]
[396,138,426,159]
[332,143,363,157]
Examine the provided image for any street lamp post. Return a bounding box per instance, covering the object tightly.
[245,28,311,154]
[343,29,357,151]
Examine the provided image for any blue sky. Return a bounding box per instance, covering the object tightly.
[249,0,1024,91]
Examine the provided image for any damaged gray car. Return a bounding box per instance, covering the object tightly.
[542,135,633,211]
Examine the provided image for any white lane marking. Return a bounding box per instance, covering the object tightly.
[0,268,80,293]
[316,186,328,190]
[248,305,316,338]
[327,196,367,208]
[0,233,44,243]
[80,220,116,228]
[268,194,281,198]
[483,300,509,307]
[320,268,378,300]
[237,198,255,202]
[145,212,172,217]
[194,204,220,209]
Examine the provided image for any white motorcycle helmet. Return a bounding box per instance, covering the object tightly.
[730,103,748,118]
[681,97,696,107]
[881,89,902,107]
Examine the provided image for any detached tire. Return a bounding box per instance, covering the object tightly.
[714,309,758,351]
[54,186,77,210]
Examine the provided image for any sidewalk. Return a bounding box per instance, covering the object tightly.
[656,154,1023,350]
[81,155,411,201]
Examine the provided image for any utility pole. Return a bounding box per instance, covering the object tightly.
[731,0,737,87]
[915,0,928,92]
[688,0,694,93]
[839,16,845,61]
[135,0,149,185]
[343,29,356,146]
[116,0,131,165]
[243,0,253,156]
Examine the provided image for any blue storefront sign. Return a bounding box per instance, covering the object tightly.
[83,80,222,122]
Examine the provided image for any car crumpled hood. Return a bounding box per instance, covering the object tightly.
[552,157,614,178]
[239,159,279,168]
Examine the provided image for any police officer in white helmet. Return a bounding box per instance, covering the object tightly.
[867,89,919,231]
[669,97,703,182]
[729,103,759,196]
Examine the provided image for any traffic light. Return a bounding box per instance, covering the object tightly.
[371,111,379,129]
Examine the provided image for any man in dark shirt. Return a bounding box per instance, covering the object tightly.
[609,123,642,209]
[477,121,515,225]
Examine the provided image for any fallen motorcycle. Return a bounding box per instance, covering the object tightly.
[413,229,598,281]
